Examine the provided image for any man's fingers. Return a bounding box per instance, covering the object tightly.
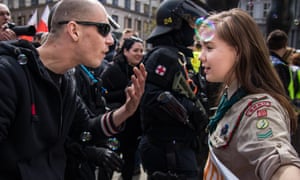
[138,63,147,79]
[0,29,16,41]
[132,63,147,96]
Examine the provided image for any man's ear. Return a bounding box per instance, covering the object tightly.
[67,21,80,41]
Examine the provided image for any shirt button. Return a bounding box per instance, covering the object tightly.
[276,143,282,148]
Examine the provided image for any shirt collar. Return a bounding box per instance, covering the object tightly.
[225,80,240,100]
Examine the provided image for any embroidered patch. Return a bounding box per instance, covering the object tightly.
[220,124,229,136]
[256,119,269,129]
[257,128,273,140]
[155,65,166,76]
[246,101,271,116]
[257,109,268,117]
[257,109,267,117]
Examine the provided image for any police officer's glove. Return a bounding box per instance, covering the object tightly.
[84,146,123,172]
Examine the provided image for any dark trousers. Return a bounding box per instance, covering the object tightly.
[138,136,199,180]
[119,145,138,180]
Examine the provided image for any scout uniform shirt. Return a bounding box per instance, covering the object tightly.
[204,82,300,180]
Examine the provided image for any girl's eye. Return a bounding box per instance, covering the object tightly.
[202,45,211,51]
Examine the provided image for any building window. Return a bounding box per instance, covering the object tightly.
[151,7,157,17]
[11,16,16,24]
[125,16,132,28]
[135,19,141,31]
[135,1,141,13]
[125,0,131,10]
[7,1,13,9]
[128,18,132,28]
[99,0,106,3]
[246,3,254,17]
[112,15,118,22]
[19,0,25,7]
[17,15,26,25]
[263,2,271,18]
[144,4,149,15]
[112,0,118,6]
[143,20,149,34]
[112,15,119,24]
[31,0,38,5]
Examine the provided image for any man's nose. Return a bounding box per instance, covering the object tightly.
[106,33,114,46]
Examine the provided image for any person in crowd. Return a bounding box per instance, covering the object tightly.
[284,47,299,100]
[267,30,300,158]
[104,33,118,62]
[0,0,146,180]
[292,50,300,67]
[0,3,16,41]
[117,28,138,52]
[33,32,43,44]
[97,33,119,75]
[267,29,291,96]
[286,49,300,156]
[40,32,49,45]
[191,40,202,74]
[196,8,300,179]
[138,0,209,179]
[285,48,300,108]
[100,36,144,180]
[32,32,47,47]
[51,6,124,180]
[282,46,296,65]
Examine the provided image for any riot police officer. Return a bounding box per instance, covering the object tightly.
[139,0,209,179]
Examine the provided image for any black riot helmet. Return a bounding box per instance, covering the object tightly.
[147,0,208,42]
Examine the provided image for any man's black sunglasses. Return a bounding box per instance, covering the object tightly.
[58,21,111,37]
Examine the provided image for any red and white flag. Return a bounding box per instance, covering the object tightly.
[19,9,37,41]
[37,5,50,32]
[27,9,38,27]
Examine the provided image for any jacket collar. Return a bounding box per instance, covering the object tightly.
[0,39,53,82]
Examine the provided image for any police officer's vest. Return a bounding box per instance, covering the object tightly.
[290,66,300,108]
[191,51,201,73]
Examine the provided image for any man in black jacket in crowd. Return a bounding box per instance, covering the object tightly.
[267,29,291,96]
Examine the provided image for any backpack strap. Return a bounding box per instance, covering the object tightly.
[0,42,39,122]
[15,49,39,122]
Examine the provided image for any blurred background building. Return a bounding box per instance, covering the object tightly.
[0,0,299,48]
[239,0,300,49]
[0,0,161,40]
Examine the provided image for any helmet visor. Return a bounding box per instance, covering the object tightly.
[172,0,208,28]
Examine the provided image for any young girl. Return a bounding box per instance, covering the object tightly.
[196,8,300,180]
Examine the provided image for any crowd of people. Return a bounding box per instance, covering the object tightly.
[1,0,300,180]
